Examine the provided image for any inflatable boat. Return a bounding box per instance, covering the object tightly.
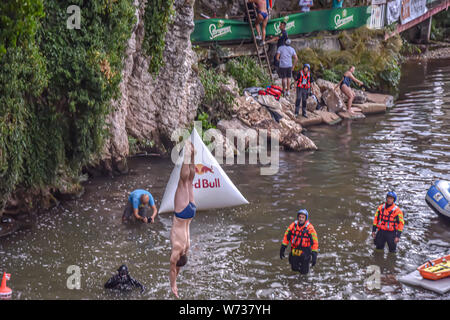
[417,254,450,281]
[425,180,450,219]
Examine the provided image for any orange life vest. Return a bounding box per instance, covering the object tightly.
[297,71,311,89]
[373,203,403,232]
[282,221,318,251]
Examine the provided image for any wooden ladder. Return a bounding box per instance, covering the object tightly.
[244,0,274,82]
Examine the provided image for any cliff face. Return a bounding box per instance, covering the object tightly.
[101,0,204,173]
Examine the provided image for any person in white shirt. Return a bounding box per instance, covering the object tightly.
[275,39,298,96]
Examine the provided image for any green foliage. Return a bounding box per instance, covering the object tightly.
[197,112,216,131]
[142,0,175,76]
[0,0,45,57]
[199,64,234,110]
[225,56,271,93]
[431,10,450,41]
[295,27,403,92]
[0,0,136,208]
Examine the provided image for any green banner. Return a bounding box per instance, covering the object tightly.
[191,6,372,43]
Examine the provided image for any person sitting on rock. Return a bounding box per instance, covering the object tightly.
[104,265,144,293]
[122,189,157,224]
[294,63,315,118]
[334,66,364,114]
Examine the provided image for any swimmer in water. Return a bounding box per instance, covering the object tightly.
[169,141,197,298]
[104,265,144,293]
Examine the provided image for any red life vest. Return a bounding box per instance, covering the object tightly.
[375,204,401,232]
[297,71,311,89]
[265,85,282,100]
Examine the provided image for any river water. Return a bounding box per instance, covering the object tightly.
[1,58,449,300]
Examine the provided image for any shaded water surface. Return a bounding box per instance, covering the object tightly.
[1,59,449,300]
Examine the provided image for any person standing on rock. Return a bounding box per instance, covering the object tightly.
[280,209,319,275]
[249,0,269,45]
[170,141,197,298]
[335,66,364,114]
[372,191,404,253]
[266,21,288,71]
[294,63,315,118]
[275,39,298,97]
[122,189,157,224]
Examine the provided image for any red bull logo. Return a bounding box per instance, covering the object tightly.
[195,164,214,175]
[193,164,220,189]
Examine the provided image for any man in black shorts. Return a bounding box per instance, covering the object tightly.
[275,39,297,97]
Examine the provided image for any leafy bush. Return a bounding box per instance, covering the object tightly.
[143,0,175,76]
[198,63,235,124]
[0,0,136,209]
[295,27,403,92]
[225,56,271,93]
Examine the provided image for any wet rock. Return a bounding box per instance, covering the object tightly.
[297,111,324,127]
[366,93,394,108]
[281,130,318,151]
[353,103,386,114]
[338,110,366,120]
[313,110,342,125]
[322,89,345,113]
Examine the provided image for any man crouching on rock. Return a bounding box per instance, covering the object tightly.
[170,141,197,298]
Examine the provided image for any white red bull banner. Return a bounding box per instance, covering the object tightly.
[158,128,249,213]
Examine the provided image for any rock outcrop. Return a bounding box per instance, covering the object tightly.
[100,0,203,173]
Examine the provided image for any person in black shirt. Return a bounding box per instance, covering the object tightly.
[267,21,288,72]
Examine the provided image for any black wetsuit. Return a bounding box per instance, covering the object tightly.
[104,274,145,292]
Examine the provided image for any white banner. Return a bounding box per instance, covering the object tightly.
[158,128,249,213]
[386,0,402,25]
[369,4,386,29]
[372,0,387,5]
[400,0,428,24]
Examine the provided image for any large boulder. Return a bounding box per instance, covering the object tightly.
[316,78,338,93]
[322,89,345,113]
[313,110,342,125]
[281,131,318,151]
[366,93,394,108]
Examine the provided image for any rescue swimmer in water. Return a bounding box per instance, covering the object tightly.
[104,265,145,293]
[372,191,405,253]
[280,209,319,274]
[169,141,197,298]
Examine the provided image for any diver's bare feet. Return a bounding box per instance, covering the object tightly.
[171,285,179,298]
